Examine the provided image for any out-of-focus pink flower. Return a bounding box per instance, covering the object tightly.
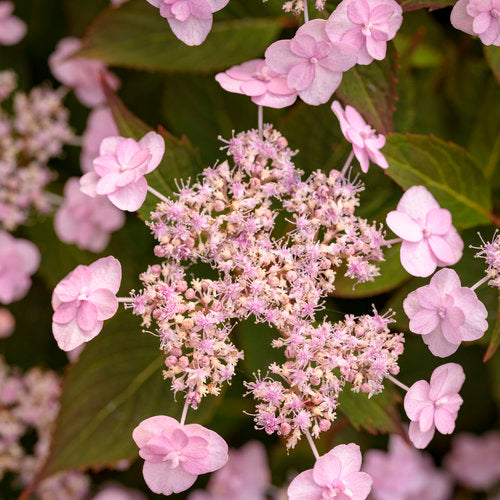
[288,443,372,500]
[49,38,120,108]
[51,256,121,351]
[215,60,298,109]
[386,186,463,277]
[404,363,465,449]
[0,2,26,46]
[0,308,15,338]
[0,231,40,304]
[55,178,125,253]
[110,0,129,5]
[451,0,500,46]
[81,107,119,173]
[403,268,488,357]
[66,344,85,363]
[80,132,165,212]
[325,0,403,64]
[265,19,357,106]
[364,434,452,500]
[188,441,270,500]
[331,100,387,173]
[145,0,229,46]
[92,483,146,500]
[132,415,228,496]
[444,432,500,491]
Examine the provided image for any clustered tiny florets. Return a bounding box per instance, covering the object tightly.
[265,0,327,14]
[473,230,500,290]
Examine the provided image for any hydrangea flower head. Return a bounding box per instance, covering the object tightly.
[326,0,403,64]
[0,2,26,45]
[133,415,228,495]
[0,232,40,304]
[215,59,298,108]
[473,230,500,290]
[287,443,372,500]
[55,178,125,253]
[146,0,230,46]
[451,0,500,46]
[404,363,465,449]
[265,19,357,105]
[51,256,122,351]
[331,100,388,173]
[403,268,488,357]
[386,186,464,277]
[49,37,120,107]
[80,132,165,212]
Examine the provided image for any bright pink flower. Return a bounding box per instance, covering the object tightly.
[364,434,452,500]
[145,0,230,46]
[386,186,463,277]
[132,415,228,495]
[49,38,120,108]
[325,0,403,65]
[287,443,372,500]
[0,307,15,338]
[215,60,297,109]
[265,19,357,106]
[55,178,125,253]
[0,2,26,46]
[331,100,387,173]
[444,432,500,490]
[404,363,465,449]
[81,107,119,173]
[451,0,500,46]
[403,268,488,357]
[51,256,121,351]
[80,132,165,212]
[0,231,40,304]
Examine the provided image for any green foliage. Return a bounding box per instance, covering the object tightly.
[484,297,500,362]
[485,45,500,83]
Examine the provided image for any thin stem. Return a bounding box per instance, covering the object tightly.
[340,150,355,177]
[45,192,64,205]
[258,105,263,139]
[471,274,490,291]
[304,428,320,460]
[147,185,169,204]
[303,0,310,23]
[382,238,402,247]
[180,400,189,426]
[67,137,83,147]
[386,374,410,392]
[117,297,134,303]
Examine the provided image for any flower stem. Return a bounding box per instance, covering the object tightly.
[382,238,402,247]
[147,185,169,204]
[304,428,320,460]
[45,192,64,205]
[117,297,134,303]
[303,0,310,22]
[180,399,189,426]
[386,374,410,392]
[340,150,355,177]
[471,275,490,291]
[258,105,263,139]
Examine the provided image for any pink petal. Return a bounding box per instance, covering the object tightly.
[333,443,363,476]
[116,138,140,166]
[52,317,103,351]
[434,408,456,434]
[240,79,267,96]
[80,172,99,198]
[142,461,197,495]
[473,11,492,33]
[215,72,245,94]
[452,288,488,341]
[342,471,373,500]
[415,285,441,310]
[251,92,298,109]
[139,131,165,173]
[386,211,423,242]
[266,76,297,96]
[423,328,460,357]
[403,290,422,318]
[404,380,431,421]
[297,18,329,41]
[319,42,357,72]
[408,420,435,449]
[429,268,461,295]
[96,173,120,195]
[426,208,452,235]
[312,451,342,486]
[89,256,122,294]
[435,227,463,267]
[347,0,370,24]
[429,363,465,401]
[265,40,302,75]
[94,154,121,177]
[108,177,148,212]
[345,105,367,129]
[53,301,78,324]
[450,0,475,35]
[168,15,212,46]
[290,34,317,58]
[366,36,387,60]
[0,15,26,45]
[479,18,499,44]
[287,61,315,92]
[400,240,437,277]
[353,144,370,173]
[346,128,365,148]
[409,309,440,335]
[89,288,119,320]
[77,301,98,331]
[397,186,440,226]
[428,235,456,264]
[182,423,228,473]
[419,404,435,433]
[132,416,180,448]
[171,1,191,21]
[206,0,230,12]
[99,136,125,156]
[14,239,40,275]
[287,469,324,500]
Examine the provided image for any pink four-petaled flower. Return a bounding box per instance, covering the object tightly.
[133,415,228,495]
[404,363,465,449]
[287,443,372,500]
[386,186,464,277]
[52,256,122,351]
[146,0,229,46]
[451,0,500,46]
[0,2,26,46]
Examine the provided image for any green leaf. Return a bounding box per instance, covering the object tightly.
[397,0,456,11]
[383,134,493,228]
[336,43,399,134]
[484,296,500,362]
[485,45,500,84]
[79,0,283,73]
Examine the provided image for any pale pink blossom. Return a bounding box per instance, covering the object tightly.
[51,256,121,351]
[0,2,26,46]
[265,19,357,106]
[331,100,388,173]
[287,443,372,500]
[444,432,500,490]
[49,38,120,108]
[132,415,228,495]
[80,132,165,212]
[386,186,464,277]
[66,344,85,363]
[81,107,118,173]
[364,434,452,500]
[325,0,403,65]
[404,363,465,449]
[215,60,297,109]
[92,483,146,500]
[55,178,125,253]
[188,441,270,500]
[403,268,488,357]
[0,307,15,338]
[451,0,500,46]
[145,0,230,46]
[0,231,40,304]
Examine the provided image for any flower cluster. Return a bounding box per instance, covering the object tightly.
[267,0,328,14]
[473,230,500,290]
[0,356,90,499]
[0,71,73,230]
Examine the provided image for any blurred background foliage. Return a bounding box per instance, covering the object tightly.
[0,0,499,498]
